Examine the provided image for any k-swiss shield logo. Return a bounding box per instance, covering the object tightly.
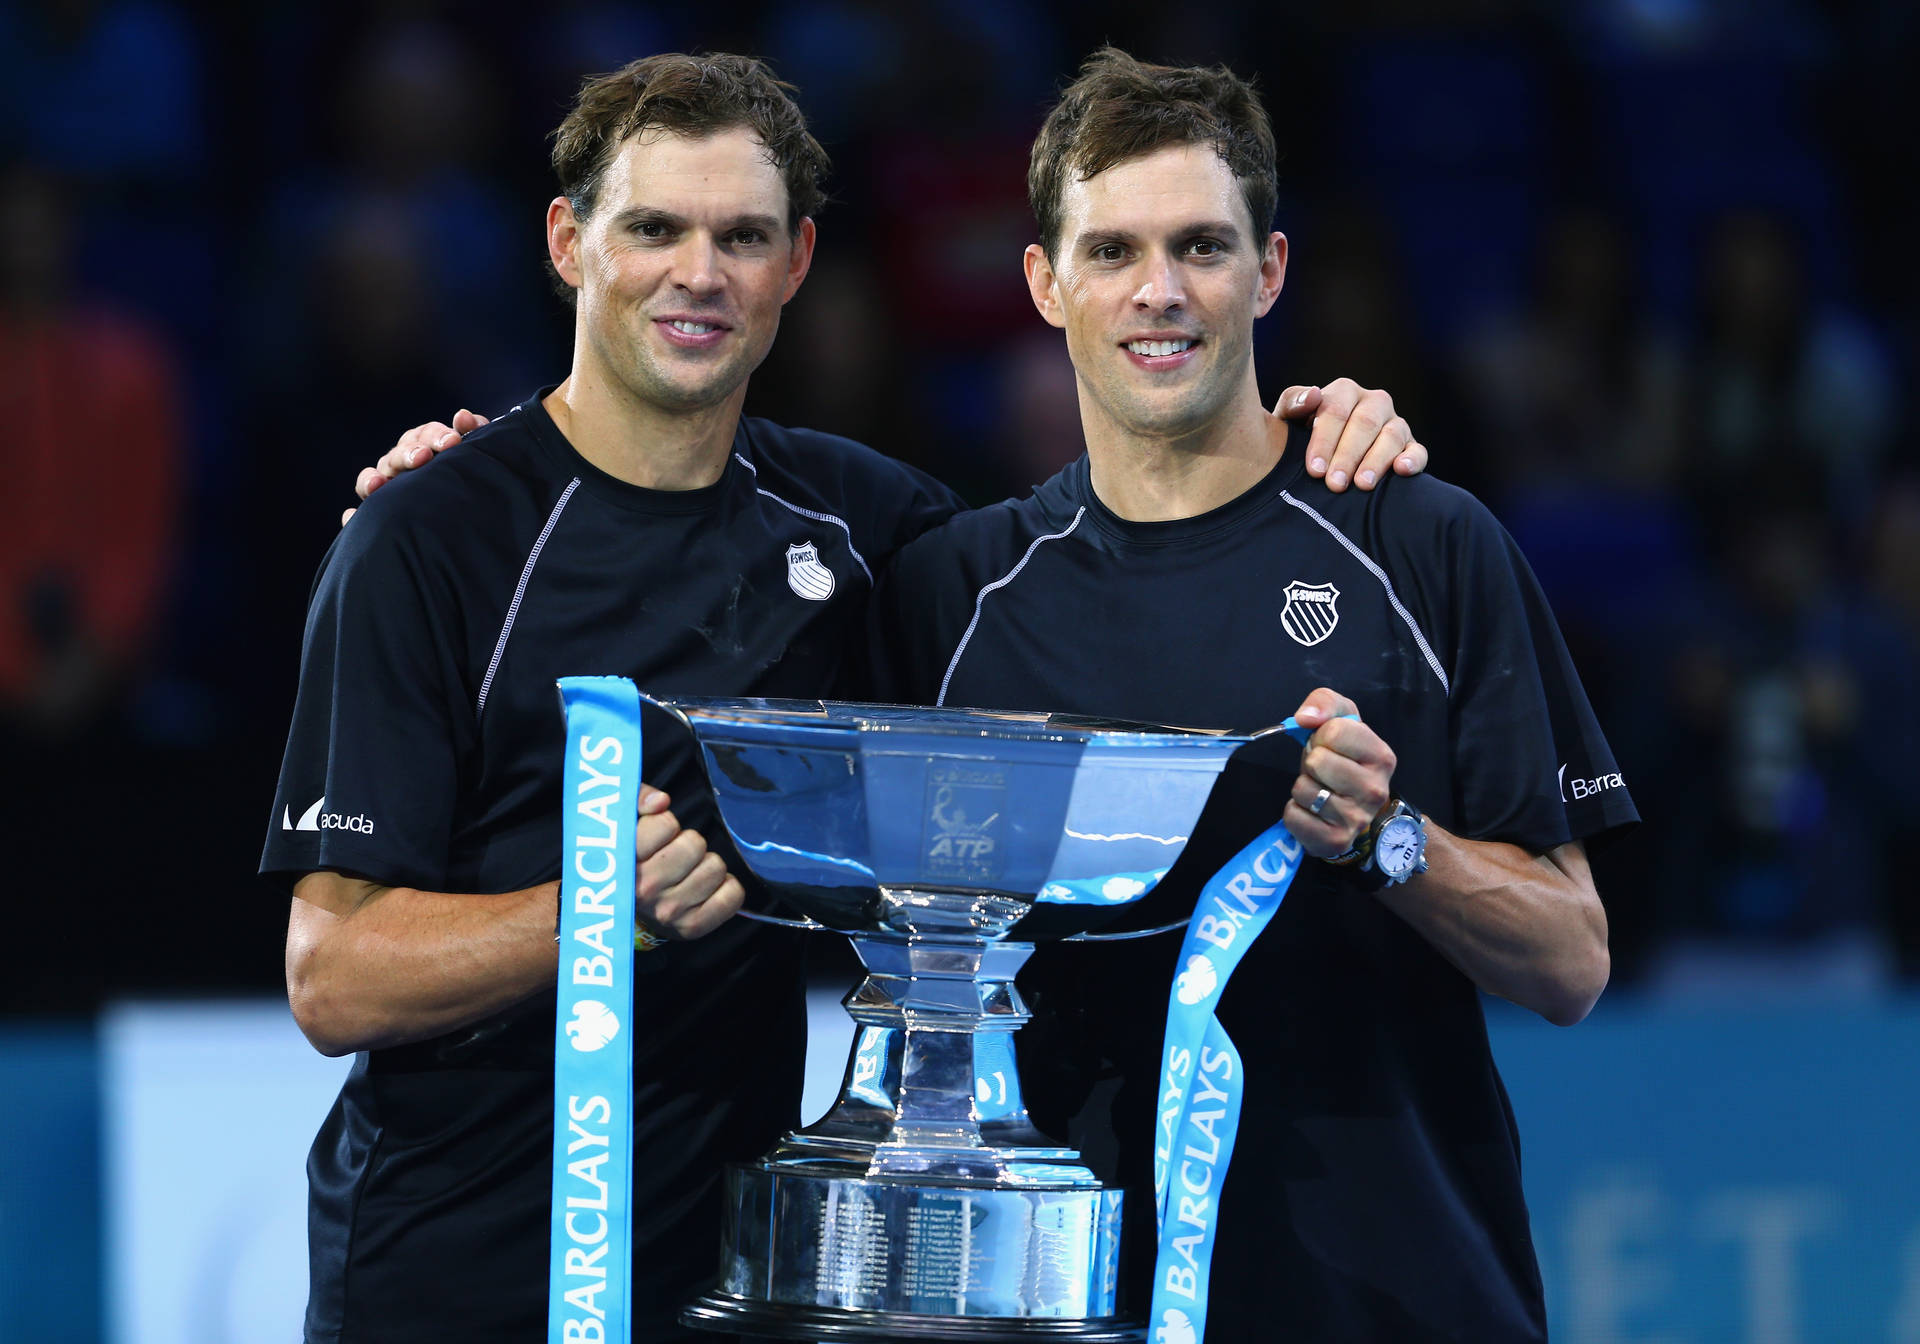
[785,542,835,601]
[1280,580,1340,647]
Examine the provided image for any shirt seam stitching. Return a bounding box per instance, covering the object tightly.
[476,477,581,717]
[732,451,873,584]
[938,508,1086,706]
[1277,489,1450,696]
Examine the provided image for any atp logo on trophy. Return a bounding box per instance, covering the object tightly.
[785,542,835,601]
[922,763,1004,882]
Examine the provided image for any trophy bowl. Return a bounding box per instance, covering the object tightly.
[653,697,1256,1342]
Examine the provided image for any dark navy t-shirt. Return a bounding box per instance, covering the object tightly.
[871,425,1637,1343]
[261,391,960,1343]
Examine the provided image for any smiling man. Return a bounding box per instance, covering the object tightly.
[872,49,1637,1342]
[266,46,1434,1344]
[261,55,966,1343]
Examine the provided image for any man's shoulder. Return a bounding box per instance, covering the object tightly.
[740,418,967,563]
[1284,467,1504,558]
[351,407,557,524]
[325,409,561,580]
[892,486,1061,576]
[742,418,917,487]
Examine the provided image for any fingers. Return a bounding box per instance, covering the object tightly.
[1393,437,1428,478]
[1300,376,1358,484]
[1324,386,1394,492]
[1283,699,1397,859]
[1290,686,1360,729]
[661,872,745,940]
[1273,385,1321,420]
[1345,414,1412,492]
[633,800,743,939]
[641,842,741,938]
[341,506,357,526]
[364,418,472,499]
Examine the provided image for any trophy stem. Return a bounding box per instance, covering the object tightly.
[688,922,1133,1337]
[769,931,1092,1184]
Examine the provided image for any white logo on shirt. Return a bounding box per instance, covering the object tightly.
[786,541,835,601]
[1559,763,1625,803]
[565,999,621,1052]
[1280,580,1340,647]
[284,796,325,831]
[282,795,375,834]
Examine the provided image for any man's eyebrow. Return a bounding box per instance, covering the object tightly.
[608,206,686,230]
[1183,219,1245,241]
[1072,228,1140,251]
[1070,220,1247,250]
[723,212,785,235]
[605,207,784,235]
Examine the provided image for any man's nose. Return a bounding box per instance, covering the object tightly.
[671,234,724,298]
[1131,251,1185,312]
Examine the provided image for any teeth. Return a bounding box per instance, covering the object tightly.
[1127,339,1193,357]
[670,320,718,335]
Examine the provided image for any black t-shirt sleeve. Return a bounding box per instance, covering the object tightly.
[864,514,981,706]
[260,513,469,891]
[1393,485,1638,851]
[872,461,967,564]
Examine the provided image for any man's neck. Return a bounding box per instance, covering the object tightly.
[1081,377,1285,523]
[543,364,746,491]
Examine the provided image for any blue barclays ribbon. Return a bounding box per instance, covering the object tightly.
[1147,716,1323,1344]
[551,677,643,1344]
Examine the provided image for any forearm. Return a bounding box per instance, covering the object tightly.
[1374,830,1608,1026]
[286,872,560,1056]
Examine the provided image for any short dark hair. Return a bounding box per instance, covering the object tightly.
[547,52,829,301]
[1028,48,1278,260]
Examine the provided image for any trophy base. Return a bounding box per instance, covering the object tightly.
[681,1292,1145,1341]
[685,1163,1135,1341]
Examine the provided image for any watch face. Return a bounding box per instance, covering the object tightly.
[1375,814,1424,877]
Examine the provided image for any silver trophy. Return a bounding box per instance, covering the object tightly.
[650,697,1254,1342]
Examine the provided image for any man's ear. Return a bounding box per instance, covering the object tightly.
[1254,231,1288,318]
[1024,243,1066,330]
[782,217,817,304]
[547,197,583,292]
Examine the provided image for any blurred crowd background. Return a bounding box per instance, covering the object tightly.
[2,0,1916,1016]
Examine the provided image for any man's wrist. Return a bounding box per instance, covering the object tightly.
[1341,797,1428,893]
[1323,801,1385,868]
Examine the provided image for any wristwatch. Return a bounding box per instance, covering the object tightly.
[1367,798,1429,886]
[1327,797,1428,892]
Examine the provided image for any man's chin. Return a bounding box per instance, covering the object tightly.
[632,365,747,415]
[1110,396,1218,442]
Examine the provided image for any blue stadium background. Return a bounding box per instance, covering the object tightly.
[2,1,1916,1340]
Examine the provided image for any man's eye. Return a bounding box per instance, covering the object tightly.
[1093,244,1125,263]
[1187,239,1222,257]
[633,222,666,239]
[730,230,767,247]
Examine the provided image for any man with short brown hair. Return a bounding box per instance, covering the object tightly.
[873,48,1633,1342]
[262,53,962,1342]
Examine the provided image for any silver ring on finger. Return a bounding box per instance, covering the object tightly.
[1308,786,1333,817]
